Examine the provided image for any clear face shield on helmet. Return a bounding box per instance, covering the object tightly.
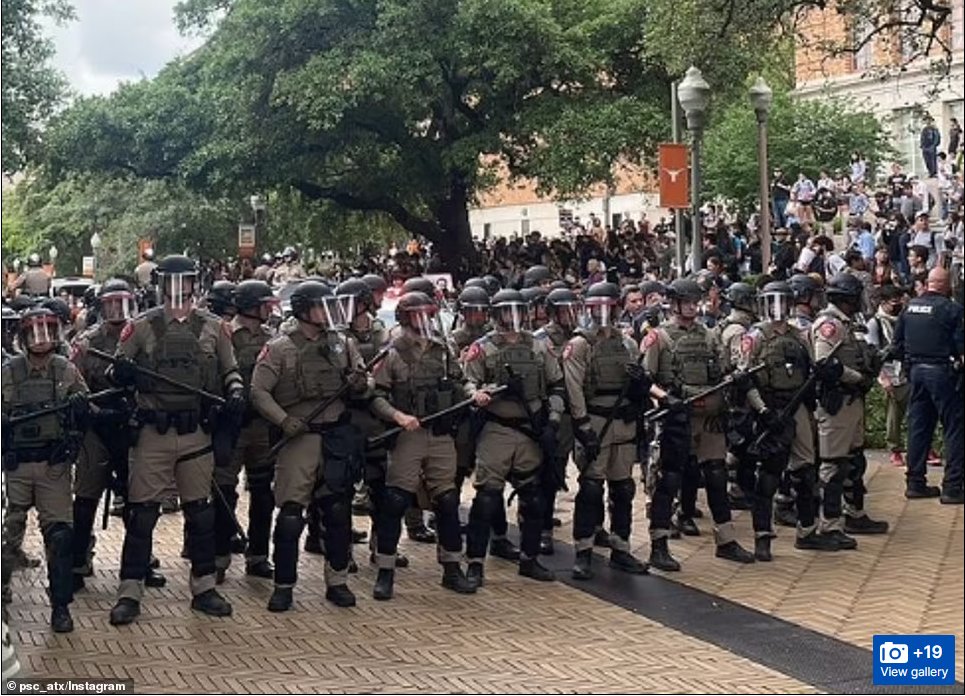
[408,306,438,339]
[760,293,791,322]
[258,296,282,322]
[99,291,134,323]
[585,299,617,329]
[495,303,526,333]
[461,304,488,329]
[552,301,582,330]
[22,315,61,353]
[159,272,197,310]
[337,295,358,327]
[307,296,346,329]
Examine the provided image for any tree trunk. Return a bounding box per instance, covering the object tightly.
[432,181,477,278]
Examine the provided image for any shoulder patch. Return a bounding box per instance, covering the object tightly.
[642,330,659,350]
[740,332,756,356]
[819,321,837,339]
[562,342,574,360]
[120,322,135,343]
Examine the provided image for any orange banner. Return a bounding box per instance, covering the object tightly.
[658,143,690,209]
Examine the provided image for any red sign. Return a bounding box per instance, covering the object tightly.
[658,143,690,209]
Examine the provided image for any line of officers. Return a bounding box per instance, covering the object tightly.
[0,255,919,633]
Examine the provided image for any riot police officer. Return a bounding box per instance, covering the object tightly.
[812,273,889,550]
[108,254,245,625]
[740,282,837,559]
[522,265,553,290]
[12,254,51,297]
[213,280,278,583]
[250,280,368,611]
[532,288,581,555]
[463,289,565,586]
[452,285,491,489]
[69,280,166,589]
[2,306,89,632]
[521,286,550,330]
[564,282,658,579]
[643,278,755,569]
[362,274,389,311]
[2,305,20,360]
[892,267,964,504]
[369,291,476,599]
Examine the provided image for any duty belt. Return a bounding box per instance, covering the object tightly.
[138,409,202,435]
[486,412,538,440]
[587,403,637,422]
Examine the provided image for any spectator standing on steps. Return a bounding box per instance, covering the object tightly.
[920,116,941,178]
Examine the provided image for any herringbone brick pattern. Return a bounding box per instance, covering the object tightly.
[9,509,815,693]
[614,454,964,683]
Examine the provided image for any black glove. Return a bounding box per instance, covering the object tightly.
[225,386,247,420]
[658,393,686,413]
[68,391,90,424]
[111,357,138,386]
[759,408,783,434]
[731,369,754,391]
[344,368,368,392]
[539,419,558,456]
[815,356,844,382]
[625,362,646,382]
[575,424,601,462]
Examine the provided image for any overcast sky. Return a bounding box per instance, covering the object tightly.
[45,0,204,97]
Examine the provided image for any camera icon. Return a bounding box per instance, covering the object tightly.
[879,642,909,664]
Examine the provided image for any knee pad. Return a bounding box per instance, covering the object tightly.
[608,478,635,506]
[246,466,274,492]
[702,460,729,491]
[43,521,73,549]
[576,478,605,505]
[320,494,351,526]
[182,498,214,524]
[382,487,413,518]
[849,449,868,480]
[125,502,160,538]
[820,458,849,485]
[471,487,504,521]
[789,466,816,491]
[432,488,459,515]
[275,503,305,539]
[515,481,543,518]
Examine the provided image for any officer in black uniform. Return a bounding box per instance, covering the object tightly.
[892,268,964,504]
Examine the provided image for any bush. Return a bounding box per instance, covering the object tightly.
[864,385,887,450]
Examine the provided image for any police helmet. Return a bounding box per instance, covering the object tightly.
[335,277,375,319]
[666,278,703,303]
[233,279,276,316]
[290,280,341,325]
[548,280,569,291]
[759,281,793,322]
[826,273,864,304]
[401,277,437,298]
[27,253,42,267]
[726,282,757,312]
[395,291,438,337]
[520,286,549,306]
[457,285,490,311]
[482,275,503,296]
[98,278,135,323]
[19,306,61,352]
[522,265,552,289]
[361,273,388,294]
[41,297,72,327]
[788,273,819,303]
[206,280,237,318]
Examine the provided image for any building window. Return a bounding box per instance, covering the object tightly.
[521,219,530,236]
[893,108,926,175]
[483,222,492,241]
[852,18,873,71]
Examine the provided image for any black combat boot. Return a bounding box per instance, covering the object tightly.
[674,514,700,537]
[325,584,356,607]
[230,534,246,554]
[351,529,368,544]
[109,598,141,626]
[754,537,772,562]
[773,502,798,527]
[941,488,965,505]
[191,589,232,616]
[794,530,839,551]
[51,605,74,633]
[267,587,293,612]
[369,552,410,568]
[648,538,681,572]
[539,532,555,556]
[518,557,554,582]
[441,563,476,594]
[373,569,394,601]
[304,533,324,555]
[245,560,274,578]
[145,567,167,588]
[821,530,857,550]
[715,541,756,564]
[593,529,612,548]
[905,484,941,499]
[407,524,437,544]
[844,514,889,535]
[610,550,649,574]
[466,562,485,590]
[489,537,520,561]
[571,549,593,580]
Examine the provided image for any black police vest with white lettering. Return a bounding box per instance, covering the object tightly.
[903,294,958,364]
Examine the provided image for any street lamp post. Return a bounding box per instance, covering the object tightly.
[48,246,59,277]
[677,66,711,276]
[90,232,102,281]
[749,76,774,272]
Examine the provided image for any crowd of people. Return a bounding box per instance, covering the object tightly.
[2,154,963,640]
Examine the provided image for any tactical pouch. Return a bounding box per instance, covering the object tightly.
[321,422,365,495]
[817,383,844,416]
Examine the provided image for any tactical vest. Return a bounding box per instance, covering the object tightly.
[136,310,218,412]
[657,323,721,390]
[350,325,386,364]
[8,354,67,451]
[390,342,456,418]
[84,325,121,392]
[291,331,348,401]
[586,332,630,399]
[232,326,270,388]
[755,323,809,394]
[815,310,868,374]
[483,333,545,402]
